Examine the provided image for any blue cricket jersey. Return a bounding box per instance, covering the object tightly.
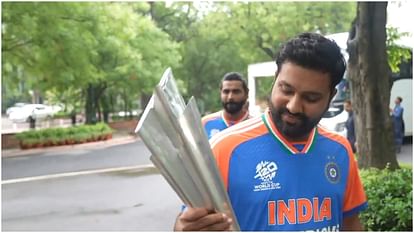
[210,110,367,231]
[202,110,250,139]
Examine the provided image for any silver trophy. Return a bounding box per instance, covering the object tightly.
[135,68,240,231]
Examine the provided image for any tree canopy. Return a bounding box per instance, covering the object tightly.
[14,1,414,123]
[2,2,180,120]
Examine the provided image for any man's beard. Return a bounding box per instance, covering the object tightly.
[222,100,246,114]
[269,102,323,140]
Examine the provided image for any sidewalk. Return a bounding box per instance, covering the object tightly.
[396,142,413,165]
[1,131,140,158]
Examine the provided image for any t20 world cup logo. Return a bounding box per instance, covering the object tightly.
[254,161,278,182]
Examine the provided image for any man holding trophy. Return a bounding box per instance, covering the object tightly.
[173,32,367,231]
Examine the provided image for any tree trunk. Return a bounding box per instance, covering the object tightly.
[70,111,76,125]
[101,94,110,123]
[346,2,399,169]
[122,90,129,119]
[85,84,97,124]
[96,99,101,122]
[85,83,108,124]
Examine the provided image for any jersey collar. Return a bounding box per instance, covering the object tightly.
[262,109,317,155]
[221,110,250,127]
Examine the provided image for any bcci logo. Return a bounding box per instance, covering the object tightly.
[253,161,280,192]
[325,162,340,184]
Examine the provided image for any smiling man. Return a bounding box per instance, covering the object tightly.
[174,32,367,231]
[201,72,250,139]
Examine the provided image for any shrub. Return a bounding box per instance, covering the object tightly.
[111,115,135,122]
[15,130,42,147]
[15,123,114,148]
[53,111,71,119]
[359,167,412,231]
[95,122,113,134]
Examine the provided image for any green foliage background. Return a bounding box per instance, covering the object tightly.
[359,167,413,231]
[1,1,357,118]
[2,2,409,119]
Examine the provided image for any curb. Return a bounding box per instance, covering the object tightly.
[2,135,140,158]
[2,164,156,185]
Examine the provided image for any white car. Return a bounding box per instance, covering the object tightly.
[8,104,57,123]
[6,102,28,116]
[319,106,348,138]
[118,110,140,117]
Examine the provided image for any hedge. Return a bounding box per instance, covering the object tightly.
[359,167,412,231]
[15,123,113,149]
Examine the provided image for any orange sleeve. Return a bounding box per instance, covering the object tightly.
[343,151,367,213]
[211,136,241,191]
[201,111,221,127]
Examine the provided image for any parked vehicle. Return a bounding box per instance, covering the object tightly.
[319,106,348,138]
[8,104,59,123]
[6,102,28,116]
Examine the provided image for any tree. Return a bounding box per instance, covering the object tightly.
[2,1,360,118]
[347,2,399,169]
[148,2,356,113]
[2,2,180,123]
[226,2,356,60]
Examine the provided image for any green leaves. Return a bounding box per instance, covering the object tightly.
[387,27,412,73]
[359,167,413,231]
[2,1,359,115]
[2,2,180,115]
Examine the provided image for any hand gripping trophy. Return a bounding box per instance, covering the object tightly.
[135,68,240,231]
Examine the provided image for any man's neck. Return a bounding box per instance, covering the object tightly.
[284,133,310,143]
[223,109,247,122]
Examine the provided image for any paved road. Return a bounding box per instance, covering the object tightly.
[3,139,411,181]
[2,139,182,231]
[2,168,182,231]
[2,140,151,180]
[396,142,412,165]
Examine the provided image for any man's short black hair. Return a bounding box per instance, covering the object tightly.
[397,96,403,103]
[220,72,249,94]
[275,32,346,92]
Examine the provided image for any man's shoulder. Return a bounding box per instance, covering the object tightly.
[209,116,266,149]
[317,125,354,155]
[201,111,222,123]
